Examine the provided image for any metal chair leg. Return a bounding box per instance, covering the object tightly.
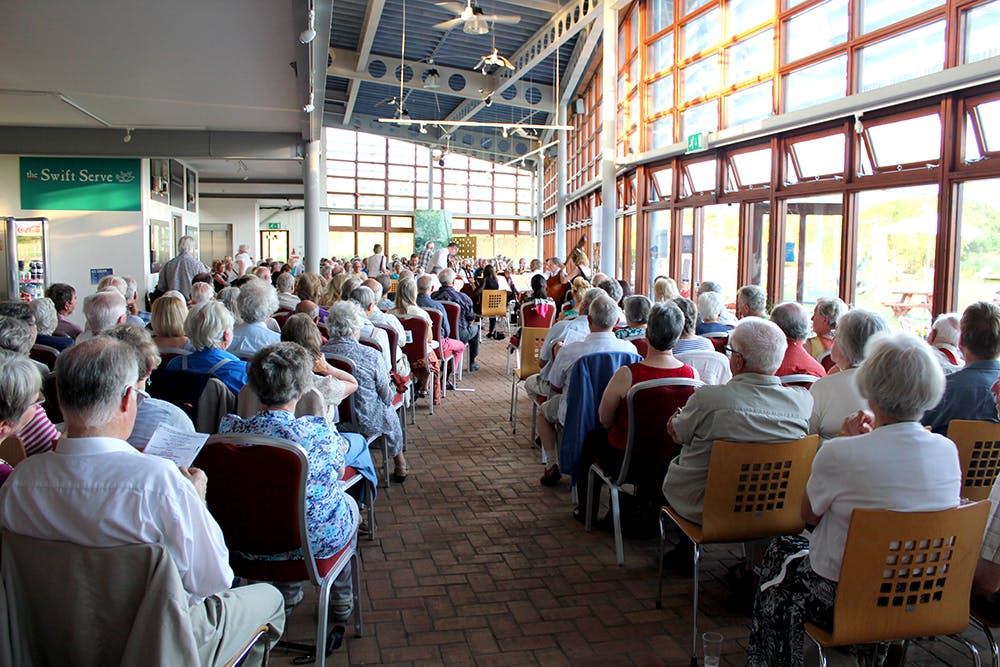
[690,542,700,667]
[971,615,1000,667]
[611,485,624,566]
[352,549,364,638]
[656,510,666,610]
[585,466,597,532]
[806,632,828,667]
[428,370,435,415]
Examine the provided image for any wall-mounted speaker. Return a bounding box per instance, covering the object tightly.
[574,98,585,115]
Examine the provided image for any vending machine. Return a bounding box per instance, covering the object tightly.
[1,217,50,301]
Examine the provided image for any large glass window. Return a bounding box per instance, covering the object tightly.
[858,21,945,93]
[649,210,673,292]
[782,194,843,306]
[683,55,719,102]
[683,7,721,57]
[956,178,1000,311]
[855,184,939,331]
[727,81,773,127]
[649,34,674,73]
[680,208,695,296]
[728,0,774,36]
[728,30,773,84]
[701,203,740,300]
[648,116,675,149]
[783,55,848,112]
[786,133,846,183]
[963,0,1000,64]
[650,0,675,35]
[965,98,1000,162]
[682,99,719,136]
[783,0,849,64]
[860,0,940,35]
[728,146,773,189]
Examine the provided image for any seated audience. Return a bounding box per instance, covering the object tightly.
[664,318,812,523]
[217,285,242,323]
[695,290,732,336]
[0,316,59,456]
[188,281,215,307]
[166,301,248,396]
[97,275,144,327]
[0,353,42,487]
[46,282,81,340]
[575,302,696,518]
[349,286,393,374]
[808,309,889,444]
[229,277,281,357]
[275,272,300,312]
[671,297,715,354]
[927,312,963,374]
[697,281,737,325]
[747,333,960,667]
[973,376,1000,596]
[220,343,359,617]
[0,338,285,660]
[28,298,73,351]
[280,313,358,422]
[321,302,408,482]
[211,260,229,292]
[364,278,404,346]
[922,301,1000,433]
[416,275,464,377]
[103,324,195,450]
[736,285,768,319]
[150,293,190,353]
[389,278,441,404]
[77,290,127,343]
[771,302,827,380]
[807,296,847,361]
[616,295,651,340]
[653,277,680,303]
[432,269,480,371]
[538,295,638,486]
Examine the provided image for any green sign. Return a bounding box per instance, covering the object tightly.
[20,157,141,211]
[686,132,706,153]
[267,222,281,230]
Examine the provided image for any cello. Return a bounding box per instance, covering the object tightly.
[546,235,589,307]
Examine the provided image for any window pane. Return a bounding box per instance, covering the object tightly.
[328,230,356,259]
[684,0,711,15]
[965,112,983,163]
[977,99,1000,151]
[683,55,719,102]
[328,214,353,228]
[855,185,939,330]
[680,208,695,294]
[358,215,382,228]
[731,147,773,186]
[650,0,675,34]
[728,29,773,84]
[357,179,384,195]
[686,159,717,193]
[682,99,718,136]
[748,202,771,287]
[728,0,774,36]
[387,232,413,257]
[727,81,772,127]
[788,133,845,181]
[860,0,939,34]
[649,34,674,73]
[327,193,354,208]
[964,0,1000,64]
[327,160,355,177]
[702,204,740,301]
[649,210,672,294]
[388,196,414,210]
[647,116,674,150]
[357,162,385,179]
[865,114,942,170]
[783,0,848,64]
[782,194,842,305]
[648,75,674,114]
[859,21,945,93]
[327,177,353,192]
[783,55,847,112]
[357,195,384,209]
[956,178,1000,312]
[389,216,412,229]
[651,167,673,200]
[683,7,721,57]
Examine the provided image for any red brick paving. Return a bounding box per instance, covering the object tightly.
[270,336,993,666]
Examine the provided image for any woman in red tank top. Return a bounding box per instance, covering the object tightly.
[574,300,698,523]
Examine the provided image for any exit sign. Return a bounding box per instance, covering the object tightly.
[267,222,281,230]
[686,131,708,153]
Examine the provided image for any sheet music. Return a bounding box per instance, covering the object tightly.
[143,425,209,468]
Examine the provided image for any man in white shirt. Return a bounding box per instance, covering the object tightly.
[428,243,452,274]
[0,338,284,664]
[346,286,393,372]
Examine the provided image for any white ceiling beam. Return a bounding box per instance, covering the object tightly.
[443,0,601,124]
[559,19,601,104]
[343,0,387,126]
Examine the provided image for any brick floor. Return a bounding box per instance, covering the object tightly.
[270,335,994,666]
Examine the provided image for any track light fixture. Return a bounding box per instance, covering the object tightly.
[419,124,428,134]
[303,102,315,113]
[122,127,133,143]
[299,7,316,44]
[423,60,441,90]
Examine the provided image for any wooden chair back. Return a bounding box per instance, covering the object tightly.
[947,419,1000,501]
[521,302,556,328]
[807,502,989,647]
[0,436,27,467]
[516,328,548,379]
[480,290,507,318]
[700,435,819,542]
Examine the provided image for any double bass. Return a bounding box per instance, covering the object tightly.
[546,235,588,307]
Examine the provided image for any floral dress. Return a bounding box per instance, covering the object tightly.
[219,410,358,559]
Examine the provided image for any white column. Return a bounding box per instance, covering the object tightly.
[427,151,435,209]
[599,0,617,277]
[535,160,544,261]
[556,105,568,259]
[302,139,325,273]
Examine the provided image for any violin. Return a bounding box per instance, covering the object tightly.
[546,235,587,307]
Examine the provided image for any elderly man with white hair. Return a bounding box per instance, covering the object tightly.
[157,235,208,300]
[188,281,215,307]
[97,275,145,327]
[76,290,128,343]
[927,312,963,374]
[0,338,285,663]
[29,298,74,351]
[274,272,300,312]
[663,318,813,524]
[229,278,281,357]
[736,284,768,319]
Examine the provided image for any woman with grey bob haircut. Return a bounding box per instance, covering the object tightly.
[747,332,960,666]
[165,301,248,396]
[808,308,890,444]
[0,352,41,438]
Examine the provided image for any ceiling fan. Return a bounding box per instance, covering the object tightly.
[433,0,521,34]
[475,47,514,72]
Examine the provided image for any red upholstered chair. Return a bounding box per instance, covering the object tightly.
[29,344,60,371]
[194,434,363,666]
[398,316,436,416]
[324,353,392,487]
[373,323,415,426]
[628,337,649,358]
[272,311,293,330]
[819,350,836,372]
[702,331,730,354]
[427,308,453,397]
[439,301,467,378]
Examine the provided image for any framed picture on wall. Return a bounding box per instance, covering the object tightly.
[150,159,169,203]
[186,169,197,212]
[168,160,184,208]
[149,218,171,273]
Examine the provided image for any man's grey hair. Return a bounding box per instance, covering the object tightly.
[275,272,295,293]
[248,342,314,406]
[770,302,810,342]
[835,309,889,368]
[737,285,767,315]
[178,235,196,254]
[647,302,684,352]
[438,269,456,286]
[623,295,652,326]
[325,300,364,339]
[856,332,944,421]
[217,286,241,323]
[84,290,127,334]
[103,323,161,379]
[597,279,623,304]
[363,278,384,299]
[730,318,787,374]
[55,338,138,428]
[0,352,40,425]
[97,275,127,298]
[340,278,362,302]
[374,274,392,294]
[931,313,961,346]
[417,274,435,293]
[185,301,235,351]
[814,296,848,329]
[29,298,58,336]
[0,302,34,325]
[0,316,34,356]
[236,278,278,323]
[699,281,722,295]
[697,291,724,321]
[189,281,214,306]
[349,285,376,312]
[587,295,619,330]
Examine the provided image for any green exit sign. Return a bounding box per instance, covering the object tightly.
[686,131,708,153]
[267,222,281,230]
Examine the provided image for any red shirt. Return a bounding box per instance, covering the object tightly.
[608,362,697,454]
[776,339,827,379]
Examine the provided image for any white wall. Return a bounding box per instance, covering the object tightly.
[200,198,258,258]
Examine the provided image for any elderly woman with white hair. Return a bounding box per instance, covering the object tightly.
[321,301,408,482]
[748,333,961,666]
[29,297,74,351]
[0,353,44,486]
[807,296,848,361]
[694,290,732,336]
[229,277,281,357]
[165,301,248,396]
[928,312,963,373]
[808,309,890,444]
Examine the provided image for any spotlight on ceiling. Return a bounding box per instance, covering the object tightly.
[424,68,440,90]
[299,8,317,43]
[419,124,428,134]
[303,102,315,113]
[122,127,133,144]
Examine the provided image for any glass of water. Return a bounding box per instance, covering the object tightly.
[702,631,723,666]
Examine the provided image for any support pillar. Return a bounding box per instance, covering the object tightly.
[556,105,568,259]
[536,160,544,261]
[599,0,617,277]
[302,139,324,273]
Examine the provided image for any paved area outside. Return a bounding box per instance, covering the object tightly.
[271,334,994,666]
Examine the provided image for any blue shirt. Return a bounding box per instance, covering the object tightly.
[922,359,1000,434]
[229,322,281,357]
[417,294,449,338]
[165,347,248,396]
